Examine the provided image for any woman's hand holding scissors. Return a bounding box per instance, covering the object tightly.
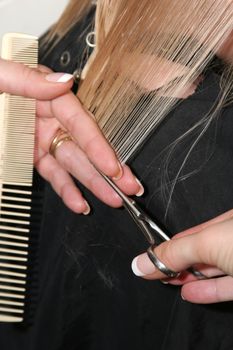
[132,209,233,304]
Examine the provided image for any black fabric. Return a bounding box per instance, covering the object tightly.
[0,7,233,350]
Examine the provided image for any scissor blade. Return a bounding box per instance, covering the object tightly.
[98,170,207,280]
[98,171,163,244]
[140,215,170,242]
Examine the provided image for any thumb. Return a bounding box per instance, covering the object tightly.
[131,216,233,279]
[0,58,73,100]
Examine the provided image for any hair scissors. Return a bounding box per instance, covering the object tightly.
[99,171,206,280]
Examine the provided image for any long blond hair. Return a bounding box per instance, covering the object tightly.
[49,0,233,164]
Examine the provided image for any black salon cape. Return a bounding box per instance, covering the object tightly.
[0,8,233,350]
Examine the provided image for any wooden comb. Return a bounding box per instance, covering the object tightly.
[0,33,38,322]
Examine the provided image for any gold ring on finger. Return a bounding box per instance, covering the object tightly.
[49,128,73,158]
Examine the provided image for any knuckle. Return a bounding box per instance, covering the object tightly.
[195,228,218,265]
[61,157,73,174]
[57,143,74,171]
[21,65,38,97]
[59,181,70,201]
[88,173,101,194]
[158,240,178,272]
[37,64,52,74]
[49,165,61,186]
[65,112,79,134]
[82,134,99,155]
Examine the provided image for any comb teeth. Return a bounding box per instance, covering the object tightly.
[0,94,35,184]
[0,33,38,323]
[1,33,38,68]
[0,184,31,322]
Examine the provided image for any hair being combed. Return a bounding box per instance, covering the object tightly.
[50,0,233,165]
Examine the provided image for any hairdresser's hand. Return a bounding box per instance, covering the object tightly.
[0,59,143,213]
[132,209,233,304]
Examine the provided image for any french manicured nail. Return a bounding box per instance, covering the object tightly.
[112,162,123,181]
[83,201,91,215]
[135,178,144,197]
[46,73,74,83]
[131,253,156,277]
[160,280,169,285]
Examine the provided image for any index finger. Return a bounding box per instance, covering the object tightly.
[0,58,74,99]
[50,91,122,178]
[174,209,233,239]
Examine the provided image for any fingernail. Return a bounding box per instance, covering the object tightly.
[83,201,91,215]
[135,178,144,197]
[131,253,156,277]
[46,73,74,83]
[160,280,169,285]
[112,162,123,181]
[181,294,186,301]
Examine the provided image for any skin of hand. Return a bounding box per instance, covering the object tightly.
[132,209,233,304]
[217,30,233,63]
[0,58,143,213]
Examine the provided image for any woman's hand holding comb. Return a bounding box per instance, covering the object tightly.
[0,59,143,213]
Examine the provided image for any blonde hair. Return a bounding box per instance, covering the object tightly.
[49,0,233,164]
